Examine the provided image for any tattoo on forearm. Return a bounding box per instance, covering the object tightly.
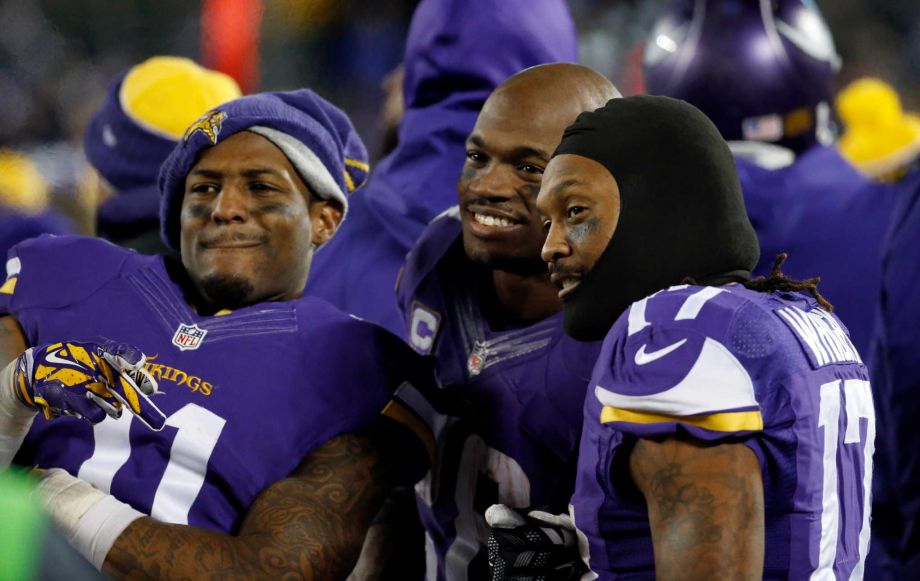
[630,439,765,581]
[104,433,392,580]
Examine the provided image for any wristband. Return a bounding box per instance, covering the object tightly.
[33,468,144,570]
[72,494,145,570]
[0,358,36,468]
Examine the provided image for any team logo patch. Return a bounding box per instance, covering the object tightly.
[183,110,227,144]
[409,302,441,355]
[172,323,207,351]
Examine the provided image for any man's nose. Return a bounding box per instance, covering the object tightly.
[467,165,516,203]
[210,185,249,224]
[541,221,571,263]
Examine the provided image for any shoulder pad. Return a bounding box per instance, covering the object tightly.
[396,206,461,313]
[593,285,771,440]
[3,235,134,311]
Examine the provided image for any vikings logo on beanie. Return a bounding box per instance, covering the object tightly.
[158,89,370,252]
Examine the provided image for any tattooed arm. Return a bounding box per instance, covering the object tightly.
[629,438,765,581]
[103,432,395,580]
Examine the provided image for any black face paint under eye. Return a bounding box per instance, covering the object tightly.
[567,216,599,244]
[459,165,477,184]
[251,202,298,217]
[182,202,212,219]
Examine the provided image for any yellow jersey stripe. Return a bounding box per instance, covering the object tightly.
[382,400,435,466]
[600,406,763,432]
[0,277,16,295]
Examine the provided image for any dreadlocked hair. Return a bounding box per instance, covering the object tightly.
[742,252,833,312]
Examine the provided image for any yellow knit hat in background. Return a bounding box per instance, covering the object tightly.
[837,77,920,179]
[0,150,50,214]
[119,56,242,140]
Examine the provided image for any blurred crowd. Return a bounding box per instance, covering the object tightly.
[0,0,917,237]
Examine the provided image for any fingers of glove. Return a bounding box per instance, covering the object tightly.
[97,340,146,369]
[131,365,157,396]
[107,374,167,432]
[526,510,576,532]
[86,392,123,419]
[488,530,583,581]
[486,504,528,529]
[489,524,565,550]
[32,383,109,424]
[70,396,109,424]
[100,350,157,396]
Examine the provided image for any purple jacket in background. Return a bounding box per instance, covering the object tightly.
[867,167,920,581]
[736,146,901,358]
[305,0,578,335]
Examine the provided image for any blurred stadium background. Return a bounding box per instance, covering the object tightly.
[0,0,917,233]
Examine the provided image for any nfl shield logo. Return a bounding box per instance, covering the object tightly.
[172,323,207,351]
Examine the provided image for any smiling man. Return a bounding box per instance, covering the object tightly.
[0,89,431,579]
[388,63,618,580]
[529,95,875,579]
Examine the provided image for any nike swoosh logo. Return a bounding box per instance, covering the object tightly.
[45,350,85,369]
[634,339,688,366]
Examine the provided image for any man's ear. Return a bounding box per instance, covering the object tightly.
[310,200,343,248]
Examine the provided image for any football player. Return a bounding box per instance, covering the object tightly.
[386,63,618,581]
[0,89,431,578]
[643,3,918,575]
[500,95,872,579]
[305,0,579,336]
[84,56,241,255]
[643,0,898,358]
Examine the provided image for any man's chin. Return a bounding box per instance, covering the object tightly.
[465,248,547,276]
[198,274,256,310]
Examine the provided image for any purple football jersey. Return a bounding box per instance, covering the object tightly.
[572,284,874,580]
[0,235,418,533]
[390,209,602,580]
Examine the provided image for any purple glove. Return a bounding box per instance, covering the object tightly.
[13,340,166,430]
